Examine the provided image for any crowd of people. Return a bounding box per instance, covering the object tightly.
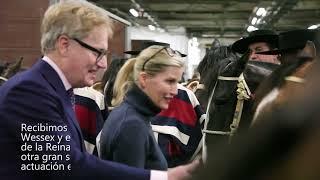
[1,0,320,179]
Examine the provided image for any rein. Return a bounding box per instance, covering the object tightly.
[202,73,251,162]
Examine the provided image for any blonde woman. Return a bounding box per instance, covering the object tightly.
[98,45,185,170]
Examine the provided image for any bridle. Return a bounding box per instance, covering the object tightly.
[201,73,252,162]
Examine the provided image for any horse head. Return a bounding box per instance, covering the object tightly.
[212,50,250,104]
[200,49,280,163]
[196,45,238,110]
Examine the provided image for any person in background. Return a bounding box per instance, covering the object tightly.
[151,83,205,167]
[232,29,280,64]
[98,45,185,170]
[252,29,320,124]
[101,58,129,110]
[74,86,107,155]
[74,58,128,156]
[0,1,198,179]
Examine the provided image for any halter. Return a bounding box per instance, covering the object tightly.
[201,73,251,162]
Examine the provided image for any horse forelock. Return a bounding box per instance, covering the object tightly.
[198,46,236,77]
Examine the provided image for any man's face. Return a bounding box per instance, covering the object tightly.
[248,42,280,64]
[66,26,109,88]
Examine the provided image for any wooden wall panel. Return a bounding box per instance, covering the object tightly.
[0,0,49,67]
[0,1,127,83]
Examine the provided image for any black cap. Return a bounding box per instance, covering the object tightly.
[257,29,320,55]
[124,41,187,57]
[232,29,278,54]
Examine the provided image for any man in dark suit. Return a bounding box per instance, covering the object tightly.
[0,1,197,179]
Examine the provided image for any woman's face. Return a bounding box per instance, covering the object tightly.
[141,66,184,110]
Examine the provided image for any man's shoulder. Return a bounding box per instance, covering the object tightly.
[0,69,59,108]
[3,70,48,91]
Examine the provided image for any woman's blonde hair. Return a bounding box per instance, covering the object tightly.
[41,0,113,54]
[112,45,185,106]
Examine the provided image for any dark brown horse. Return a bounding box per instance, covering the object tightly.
[196,45,279,161]
[193,42,320,180]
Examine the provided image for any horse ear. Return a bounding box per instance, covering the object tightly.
[210,38,221,50]
[1,57,24,77]
[298,41,316,59]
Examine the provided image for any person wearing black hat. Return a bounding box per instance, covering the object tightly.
[251,29,320,125]
[232,29,280,64]
[257,29,320,64]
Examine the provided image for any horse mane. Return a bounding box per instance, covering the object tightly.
[197,45,238,94]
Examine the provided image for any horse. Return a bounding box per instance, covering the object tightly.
[192,43,320,180]
[252,41,317,125]
[0,57,24,86]
[196,45,280,161]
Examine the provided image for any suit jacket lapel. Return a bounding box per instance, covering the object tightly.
[34,60,85,151]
